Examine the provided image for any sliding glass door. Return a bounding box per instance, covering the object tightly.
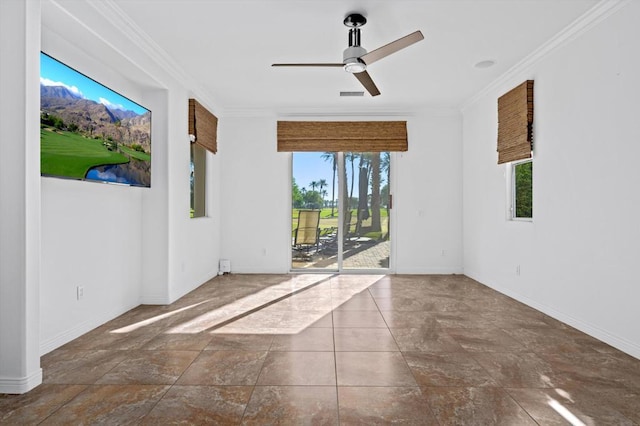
[291,151,390,271]
[342,152,390,269]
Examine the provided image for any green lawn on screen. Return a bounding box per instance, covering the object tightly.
[119,145,151,162]
[41,128,129,178]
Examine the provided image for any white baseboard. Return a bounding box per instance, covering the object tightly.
[395,266,464,275]
[0,368,42,394]
[39,302,139,355]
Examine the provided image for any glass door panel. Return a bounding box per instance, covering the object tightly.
[291,152,338,270]
[342,152,390,269]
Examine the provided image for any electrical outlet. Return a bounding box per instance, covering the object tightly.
[77,286,84,300]
[516,265,521,276]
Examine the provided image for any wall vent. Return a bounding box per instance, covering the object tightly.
[340,91,364,97]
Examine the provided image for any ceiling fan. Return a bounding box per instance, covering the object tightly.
[272,13,424,97]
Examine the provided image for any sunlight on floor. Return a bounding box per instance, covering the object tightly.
[547,397,587,426]
[162,274,385,335]
[110,300,209,333]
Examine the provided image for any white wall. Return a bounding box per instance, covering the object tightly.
[39,0,222,353]
[0,0,42,394]
[462,1,640,357]
[220,113,463,274]
[40,180,144,351]
[395,113,463,273]
[219,116,290,273]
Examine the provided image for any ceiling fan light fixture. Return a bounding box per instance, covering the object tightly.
[343,45,367,73]
[344,60,367,73]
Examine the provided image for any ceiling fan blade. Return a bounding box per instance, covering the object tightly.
[360,30,424,65]
[272,63,344,67]
[353,70,381,97]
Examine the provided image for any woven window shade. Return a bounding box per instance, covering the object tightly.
[188,98,218,154]
[497,80,534,164]
[277,121,408,152]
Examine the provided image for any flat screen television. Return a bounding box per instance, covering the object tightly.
[40,52,151,187]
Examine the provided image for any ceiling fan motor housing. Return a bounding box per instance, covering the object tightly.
[343,46,367,73]
[343,27,367,73]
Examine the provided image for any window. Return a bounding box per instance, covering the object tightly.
[190,142,206,218]
[512,160,532,219]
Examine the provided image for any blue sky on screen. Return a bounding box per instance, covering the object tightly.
[40,53,148,116]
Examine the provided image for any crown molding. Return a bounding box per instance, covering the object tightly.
[221,105,460,119]
[460,0,631,112]
[74,0,222,115]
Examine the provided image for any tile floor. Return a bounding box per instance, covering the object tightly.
[1,274,639,425]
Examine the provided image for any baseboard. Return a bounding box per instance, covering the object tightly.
[229,267,290,274]
[0,368,42,394]
[141,291,171,305]
[39,302,139,355]
[467,273,640,360]
[168,270,219,304]
[395,266,464,275]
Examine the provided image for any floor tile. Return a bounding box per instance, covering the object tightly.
[537,352,640,389]
[279,310,333,328]
[10,273,640,424]
[379,310,440,329]
[256,351,336,385]
[0,384,87,424]
[471,352,560,388]
[60,325,162,351]
[205,333,274,351]
[506,386,637,425]
[338,386,438,425]
[332,295,379,311]
[502,327,613,354]
[422,386,537,425]
[334,328,399,351]
[39,384,169,425]
[242,386,338,425]
[390,327,464,352]
[336,352,416,386]
[141,332,213,351]
[270,327,334,351]
[177,350,267,385]
[141,385,252,425]
[42,350,128,384]
[96,350,199,385]
[332,310,387,328]
[404,352,497,387]
[446,328,528,352]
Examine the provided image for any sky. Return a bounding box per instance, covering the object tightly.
[40,52,148,115]
[293,152,335,196]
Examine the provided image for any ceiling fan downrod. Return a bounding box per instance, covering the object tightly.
[343,17,367,73]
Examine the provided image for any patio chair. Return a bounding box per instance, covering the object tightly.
[293,209,321,256]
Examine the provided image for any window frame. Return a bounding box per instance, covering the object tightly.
[190,141,207,218]
[508,158,533,222]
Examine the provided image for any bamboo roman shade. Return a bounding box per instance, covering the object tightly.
[188,98,218,154]
[497,80,534,164]
[277,121,408,152]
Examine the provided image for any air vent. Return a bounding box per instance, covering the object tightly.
[340,91,364,97]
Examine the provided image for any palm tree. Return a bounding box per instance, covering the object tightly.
[370,152,381,232]
[321,153,337,216]
[318,178,327,207]
[309,181,318,192]
[321,189,328,206]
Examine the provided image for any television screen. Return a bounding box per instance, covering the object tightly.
[40,52,151,187]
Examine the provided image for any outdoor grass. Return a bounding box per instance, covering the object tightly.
[120,145,151,162]
[292,207,389,236]
[41,128,128,178]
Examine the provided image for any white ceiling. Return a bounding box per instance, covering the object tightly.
[45,0,600,115]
